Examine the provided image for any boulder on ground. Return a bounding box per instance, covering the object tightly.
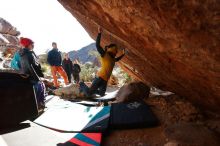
[53,83,83,99]
[108,75,118,85]
[115,81,150,103]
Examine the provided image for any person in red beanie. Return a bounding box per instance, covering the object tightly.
[19,37,45,108]
[20,37,31,46]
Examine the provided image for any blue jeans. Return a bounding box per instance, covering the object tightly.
[34,81,46,104]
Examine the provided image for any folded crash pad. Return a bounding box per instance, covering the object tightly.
[58,133,102,146]
[34,100,110,132]
[0,72,38,127]
[110,101,158,129]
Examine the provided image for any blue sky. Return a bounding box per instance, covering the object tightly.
[0,0,94,54]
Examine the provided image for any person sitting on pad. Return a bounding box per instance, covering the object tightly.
[80,27,125,97]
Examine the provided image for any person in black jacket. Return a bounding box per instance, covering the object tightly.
[72,59,81,83]
[19,38,45,107]
[62,53,73,83]
[47,42,69,87]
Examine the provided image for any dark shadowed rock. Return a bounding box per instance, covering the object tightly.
[164,123,220,146]
[115,81,150,103]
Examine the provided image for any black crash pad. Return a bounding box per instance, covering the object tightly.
[110,101,158,129]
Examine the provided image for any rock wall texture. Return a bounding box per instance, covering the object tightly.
[58,0,220,112]
[0,18,20,56]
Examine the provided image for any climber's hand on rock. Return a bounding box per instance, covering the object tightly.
[98,27,103,33]
[123,48,125,54]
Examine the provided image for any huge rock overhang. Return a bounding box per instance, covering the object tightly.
[58,0,220,113]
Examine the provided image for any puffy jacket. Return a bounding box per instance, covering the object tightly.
[47,48,62,66]
[19,48,44,82]
[62,58,73,75]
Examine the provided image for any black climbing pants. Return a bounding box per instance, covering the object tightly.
[72,73,80,83]
[79,77,107,97]
[67,73,72,83]
[90,77,107,96]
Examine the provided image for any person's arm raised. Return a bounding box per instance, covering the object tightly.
[96,27,105,57]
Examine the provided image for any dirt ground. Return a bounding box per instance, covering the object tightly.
[103,126,166,146]
[103,94,220,146]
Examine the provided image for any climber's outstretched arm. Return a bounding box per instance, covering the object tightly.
[96,27,105,57]
[115,48,125,62]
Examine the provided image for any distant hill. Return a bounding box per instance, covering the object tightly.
[38,43,100,66]
[68,43,98,64]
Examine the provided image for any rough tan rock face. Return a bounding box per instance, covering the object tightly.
[58,0,220,112]
[0,18,20,45]
[0,18,20,56]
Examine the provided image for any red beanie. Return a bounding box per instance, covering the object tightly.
[20,37,34,47]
